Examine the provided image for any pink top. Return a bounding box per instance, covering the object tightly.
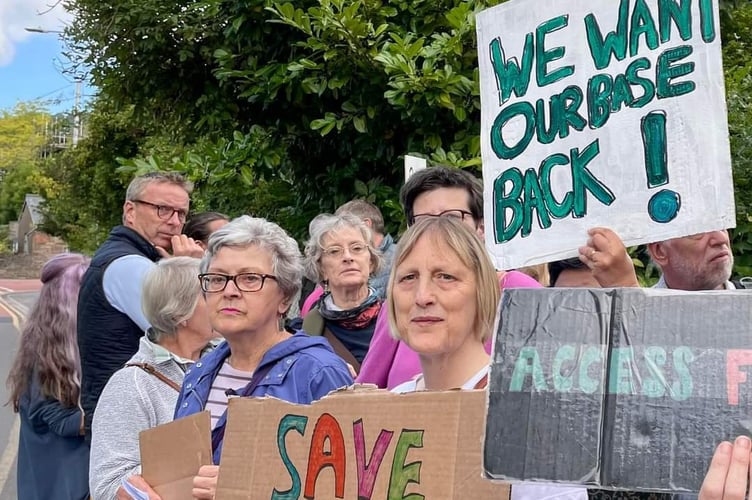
[356,270,542,389]
[301,286,325,316]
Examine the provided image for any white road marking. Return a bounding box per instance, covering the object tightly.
[0,297,23,331]
[0,416,19,492]
[0,294,26,493]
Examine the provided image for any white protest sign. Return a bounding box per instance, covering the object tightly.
[404,154,427,182]
[477,0,735,270]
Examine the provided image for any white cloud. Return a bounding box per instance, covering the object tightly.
[0,0,73,66]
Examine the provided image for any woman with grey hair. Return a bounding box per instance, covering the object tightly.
[89,256,218,500]
[158,215,353,500]
[300,213,384,373]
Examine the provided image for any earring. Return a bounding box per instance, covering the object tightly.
[322,280,329,292]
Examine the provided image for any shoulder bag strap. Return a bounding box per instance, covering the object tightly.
[322,327,361,374]
[125,362,181,392]
[303,308,361,373]
[302,308,326,336]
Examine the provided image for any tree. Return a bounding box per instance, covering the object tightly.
[40,102,141,252]
[720,0,752,276]
[0,103,50,171]
[60,0,499,240]
[57,0,752,278]
[0,103,57,224]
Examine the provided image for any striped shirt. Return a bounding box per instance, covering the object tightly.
[205,360,253,429]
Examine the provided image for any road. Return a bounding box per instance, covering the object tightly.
[0,280,41,500]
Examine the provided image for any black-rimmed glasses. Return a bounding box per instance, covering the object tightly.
[131,199,188,223]
[198,273,278,293]
[410,209,474,226]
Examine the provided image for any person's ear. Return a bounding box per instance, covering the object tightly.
[647,242,668,266]
[363,218,373,228]
[123,200,136,225]
[278,301,290,316]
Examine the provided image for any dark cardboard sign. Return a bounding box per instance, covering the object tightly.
[484,288,752,493]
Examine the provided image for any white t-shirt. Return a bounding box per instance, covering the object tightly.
[391,366,588,500]
[391,365,489,393]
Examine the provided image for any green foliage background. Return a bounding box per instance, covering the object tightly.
[35,0,752,278]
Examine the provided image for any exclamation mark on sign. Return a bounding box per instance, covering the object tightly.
[641,111,681,223]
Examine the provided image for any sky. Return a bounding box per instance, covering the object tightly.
[0,0,91,114]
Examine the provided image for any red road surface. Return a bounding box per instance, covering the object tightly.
[0,280,41,318]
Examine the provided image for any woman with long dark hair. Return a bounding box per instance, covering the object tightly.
[7,253,91,500]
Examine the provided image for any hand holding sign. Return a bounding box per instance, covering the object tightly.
[578,227,639,287]
[192,465,219,500]
[699,437,752,500]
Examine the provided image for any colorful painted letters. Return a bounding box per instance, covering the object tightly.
[273,413,425,500]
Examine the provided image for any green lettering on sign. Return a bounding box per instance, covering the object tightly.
[510,347,548,391]
[387,430,424,500]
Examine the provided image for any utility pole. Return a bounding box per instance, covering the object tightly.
[73,79,81,146]
[24,26,83,146]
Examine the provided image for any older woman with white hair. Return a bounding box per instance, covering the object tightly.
[168,215,353,500]
[301,213,384,372]
[89,256,217,500]
[389,217,586,500]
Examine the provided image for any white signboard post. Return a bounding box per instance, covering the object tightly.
[477,0,735,270]
[405,154,428,182]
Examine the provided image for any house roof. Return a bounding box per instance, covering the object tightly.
[22,194,45,226]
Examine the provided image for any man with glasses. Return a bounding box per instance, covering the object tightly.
[356,166,542,389]
[77,172,204,439]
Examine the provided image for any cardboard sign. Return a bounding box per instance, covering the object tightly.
[484,288,752,493]
[476,0,735,270]
[140,411,213,500]
[216,388,509,499]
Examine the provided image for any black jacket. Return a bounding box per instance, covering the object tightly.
[76,225,161,438]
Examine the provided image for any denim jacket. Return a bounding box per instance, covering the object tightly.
[173,331,353,463]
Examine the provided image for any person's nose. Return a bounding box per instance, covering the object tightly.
[414,277,436,307]
[707,229,730,247]
[222,277,242,297]
[341,248,355,261]
[166,210,183,225]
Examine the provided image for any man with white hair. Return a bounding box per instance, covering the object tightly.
[647,229,740,290]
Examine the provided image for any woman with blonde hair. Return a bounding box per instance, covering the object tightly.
[388,218,585,499]
[7,253,91,500]
[388,217,499,392]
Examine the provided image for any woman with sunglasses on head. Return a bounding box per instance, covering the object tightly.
[299,213,384,374]
[168,215,352,500]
